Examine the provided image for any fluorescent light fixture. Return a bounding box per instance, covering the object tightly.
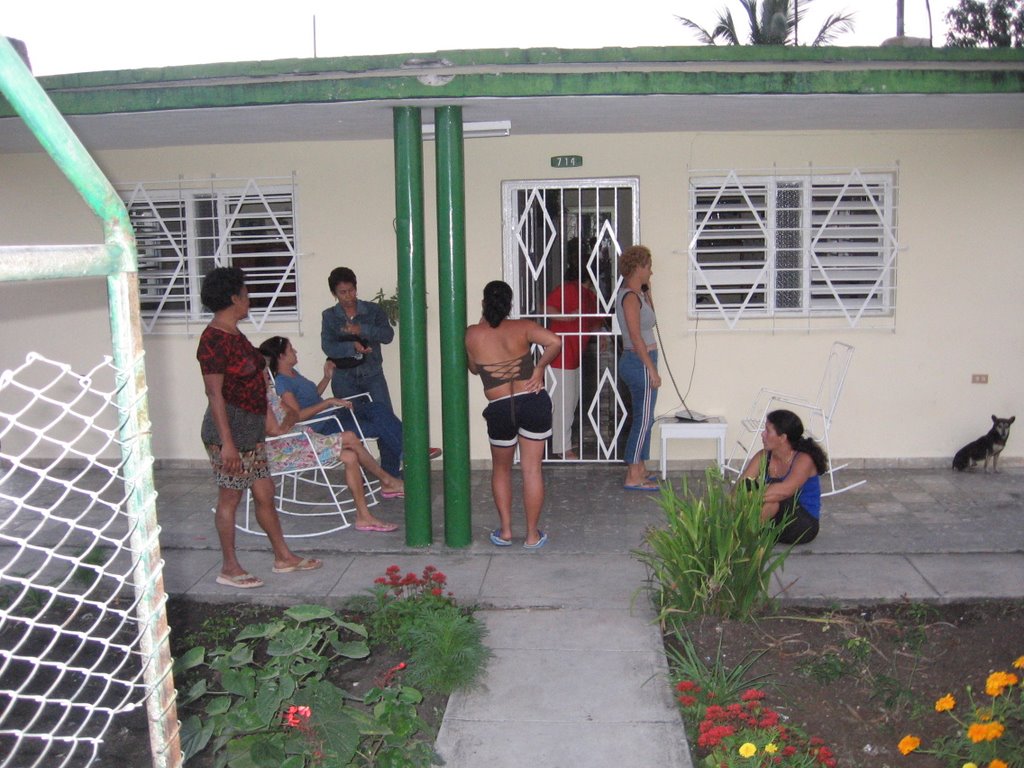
[421,120,511,140]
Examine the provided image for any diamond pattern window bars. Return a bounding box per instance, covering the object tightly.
[689,168,899,331]
[119,177,301,334]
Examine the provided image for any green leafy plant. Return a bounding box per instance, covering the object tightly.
[898,654,1024,768]
[372,287,400,327]
[798,650,851,684]
[174,603,376,767]
[364,564,491,696]
[398,603,491,695]
[364,564,456,646]
[633,467,791,620]
[356,683,438,767]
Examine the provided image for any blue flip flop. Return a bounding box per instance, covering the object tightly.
[523,531,548,549]
[489,529,512,547]
[623,483,660,492]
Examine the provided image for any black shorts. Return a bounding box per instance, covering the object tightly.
[770,497,820,545]
[483,391,552,447]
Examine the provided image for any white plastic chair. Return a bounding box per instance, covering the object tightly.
[725,341,865,496]
[238,399,381,538]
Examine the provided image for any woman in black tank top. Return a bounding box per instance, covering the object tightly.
[465,281,561,548]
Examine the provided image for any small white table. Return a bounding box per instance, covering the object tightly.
[658,417,728,479]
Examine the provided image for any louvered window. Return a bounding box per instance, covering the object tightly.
[118,177,300,333]
[689,170,897,329]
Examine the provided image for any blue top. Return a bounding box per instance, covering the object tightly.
[615,288,656,350]
[274,369,323,410]
[764,451,822,520]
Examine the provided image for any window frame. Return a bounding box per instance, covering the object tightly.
[118,176,301,334]
[688,168,898,330]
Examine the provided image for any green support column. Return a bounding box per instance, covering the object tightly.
[392,107,432,546]
[434,106,472,547]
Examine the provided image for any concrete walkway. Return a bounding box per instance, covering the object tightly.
[139,462,1024,768]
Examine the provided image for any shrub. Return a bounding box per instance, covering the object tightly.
[634,467,791,620]
[399,604,491,695]
[363,564,491,696]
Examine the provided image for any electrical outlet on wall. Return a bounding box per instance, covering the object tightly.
[971,374,989,384]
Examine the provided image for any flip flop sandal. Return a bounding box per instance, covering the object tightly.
[523,531,548,549]
[216,573,264,589]
[355,522,399,533]
[272,557,323,573]
[489,529,512,547]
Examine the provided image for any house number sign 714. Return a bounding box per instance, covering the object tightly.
[551,155,583,168]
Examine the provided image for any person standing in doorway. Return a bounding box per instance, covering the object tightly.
[546,258,601,460]
[616,245,661,491]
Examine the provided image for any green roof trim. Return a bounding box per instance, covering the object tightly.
[2,45,1022,118]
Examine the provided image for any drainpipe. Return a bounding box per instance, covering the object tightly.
[433,106,471,547]
[392,106,432,545]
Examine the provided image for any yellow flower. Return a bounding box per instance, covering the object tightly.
[985,671,1018,697]
[988,760,1008,768]
[935,693,956,712]
[898,735,921,755]
[963,763,978,768]
[738,742,757,758]
[1012,656,1024,669]
[764,743,778,755]
[967,721,1005,743]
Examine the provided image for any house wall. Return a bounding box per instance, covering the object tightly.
[2,127,1021,466]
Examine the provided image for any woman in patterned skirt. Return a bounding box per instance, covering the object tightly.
[196,267,322,588]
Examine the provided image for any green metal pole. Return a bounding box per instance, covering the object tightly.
[392,107,432,546]
[433,106,472,547]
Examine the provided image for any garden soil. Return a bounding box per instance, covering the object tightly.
[85,598,1024,767]
[672,599,1024,768]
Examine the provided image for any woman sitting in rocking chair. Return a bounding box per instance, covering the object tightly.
[263,369,402,533]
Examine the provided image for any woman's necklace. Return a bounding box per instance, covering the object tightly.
[771,449,796,475]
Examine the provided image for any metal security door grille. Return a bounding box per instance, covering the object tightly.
[501,179,639,463]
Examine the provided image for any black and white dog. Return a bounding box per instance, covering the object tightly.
[952,415,1015,473]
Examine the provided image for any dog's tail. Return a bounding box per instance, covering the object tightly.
[952,451,969,471]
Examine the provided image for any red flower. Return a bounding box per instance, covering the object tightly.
[431,587,443,596]
[678,695,698,707]
[676,680,700,692]
[282,704,312,728]
[741,688,765,701]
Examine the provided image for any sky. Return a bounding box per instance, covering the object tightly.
[4,1,957,77]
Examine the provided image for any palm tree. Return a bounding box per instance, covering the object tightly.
[677,0,855,46]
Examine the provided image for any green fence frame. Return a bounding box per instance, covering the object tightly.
[0,37,181,768]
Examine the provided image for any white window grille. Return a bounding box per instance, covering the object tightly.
[688,168,898,330]
[118,176,301,334]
